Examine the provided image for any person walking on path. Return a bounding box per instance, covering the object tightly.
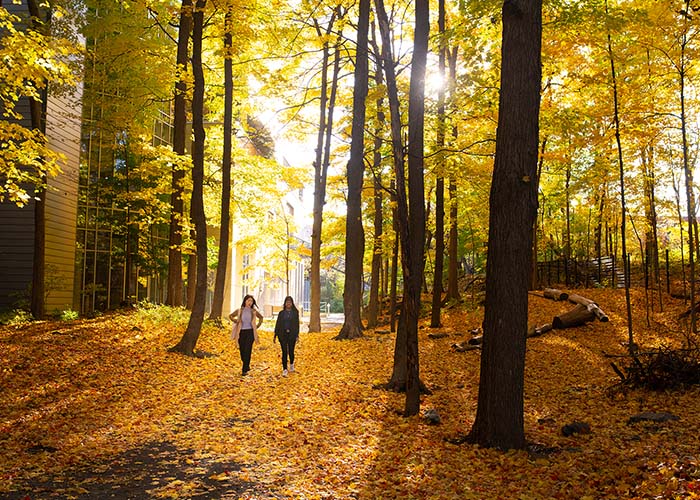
[273,296,300,377]
[229,294,264,376]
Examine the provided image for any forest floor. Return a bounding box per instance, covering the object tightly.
[1,288,700,499]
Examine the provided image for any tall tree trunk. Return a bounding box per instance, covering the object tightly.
[468,0,541,450]
[642,146,662,311]
[389,183,399,334]
[309,11,342,333]
[337,0,370,340]
[446,47,460,302]
[186,226,197,309]
[564,154,571,286]
[678,0,696,331]
[376,0,408,387]
[208,6,234,321]
[367,38,385,330]
[170,0,207,356]
[605,0,634,350]
[401,0,428,417]
[28,0,47,319]
[430,0,447,328]
[166,0,192,307]
[531,137,547,290]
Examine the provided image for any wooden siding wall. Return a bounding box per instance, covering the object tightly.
[44,88,83,313]
[0,101,34,311]
[0,0,84,313]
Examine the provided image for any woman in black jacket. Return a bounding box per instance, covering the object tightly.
[273,296,300,377]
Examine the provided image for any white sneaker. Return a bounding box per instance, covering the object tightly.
[282,369,288,377]
[289,363,295,373]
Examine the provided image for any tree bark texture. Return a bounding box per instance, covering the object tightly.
[402,0,429,416]
[309,12,341,333]
[171,0,207,356]
[167,0,192,307]
[430,0,447,328]
[28,0,47,319]
[367,40,385,330]
[338,0,370,340]
[446,47,460,302]
[209,8,233,321]
[468,0,542,450]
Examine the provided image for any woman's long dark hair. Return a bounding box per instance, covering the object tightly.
[240,294,259,310]
[282,296,298,313]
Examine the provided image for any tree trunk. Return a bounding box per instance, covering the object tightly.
[376,2,429,404]
[186,227,197,309]
[366,46,385,329]
[208,6,233,321]
[309,11,342,333]
[678,0,696,331]
[337,0,369,340]
[376,0,408,386]
[430,0,447,329]
[468,0,542,450]
[170,0,207,356]
[605,0,634,349]
[166,0,192,307]
[389,185,399,333]
[531,137,547,290]
[367,172,383,329]
[401,0,428,417]
[28,0,47,319]
[446,47,460,302]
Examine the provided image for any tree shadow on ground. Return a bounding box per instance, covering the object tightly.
[6,441,268,499]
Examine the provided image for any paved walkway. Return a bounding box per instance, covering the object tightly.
[300,312,344,331]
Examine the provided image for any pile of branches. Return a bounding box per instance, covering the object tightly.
[611,345,700,390]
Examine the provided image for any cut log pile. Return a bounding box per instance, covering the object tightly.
[451,288,609,352]
[528,288,609,338]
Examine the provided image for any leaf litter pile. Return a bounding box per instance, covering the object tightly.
[2,288,700,499]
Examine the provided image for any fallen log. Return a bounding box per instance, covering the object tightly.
[567,294,609,322]
[543,288,569,301]
[553,304,596,329]
[528,323,553,338]
[451,341,481,352]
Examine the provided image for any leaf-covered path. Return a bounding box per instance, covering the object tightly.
[2,289,700,499]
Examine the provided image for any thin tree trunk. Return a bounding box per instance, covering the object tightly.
[531,137,547,290]
[367,40,385,329]
[605,0,634,351]
[390,185,399,334]
[430,0,447,328]
[208,6,234,321]
[167,0,192,307]
[376,0,408,387]
[171,0,207,356]
[679,0,696,330]
[337,0,370,340]
[446,47,460,302]
[28,0,47,319]
[309,11,342,333]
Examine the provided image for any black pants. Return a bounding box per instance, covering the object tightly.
[238,329,254,374]
[279,331,297,370]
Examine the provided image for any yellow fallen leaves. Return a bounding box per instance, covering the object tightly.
[1,289,700,498]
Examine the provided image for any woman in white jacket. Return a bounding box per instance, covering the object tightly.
[229,294,264,376]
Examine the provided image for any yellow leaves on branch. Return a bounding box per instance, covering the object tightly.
[1,289,700,498]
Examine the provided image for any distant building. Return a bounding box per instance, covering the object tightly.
[0,5,308,318]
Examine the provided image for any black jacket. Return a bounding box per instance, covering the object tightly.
[273,307,300,341]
